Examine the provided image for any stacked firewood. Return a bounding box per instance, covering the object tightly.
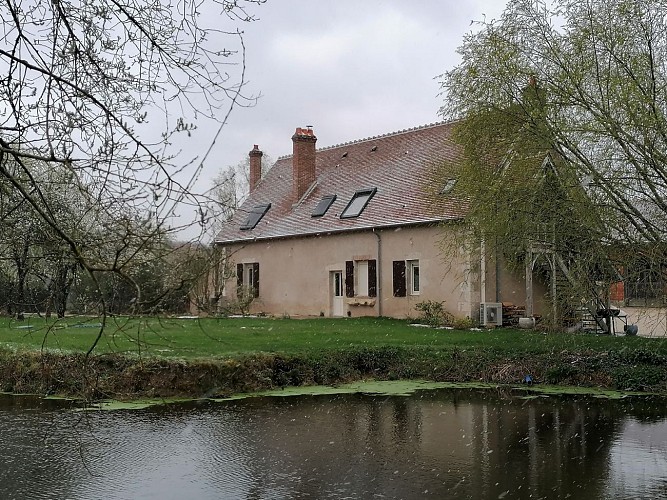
[502,302,526,327]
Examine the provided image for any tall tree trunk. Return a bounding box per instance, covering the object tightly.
[51,258,77,319]
[15,269,27,321]
[55,263,76,318]
[12,239,30,321]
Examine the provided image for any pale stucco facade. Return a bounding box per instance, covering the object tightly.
[220,225,480,319]
[217,224,551,322]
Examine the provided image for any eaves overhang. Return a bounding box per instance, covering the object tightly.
[214,216,465,246]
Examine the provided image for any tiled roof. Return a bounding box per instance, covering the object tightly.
[215,121,466,244]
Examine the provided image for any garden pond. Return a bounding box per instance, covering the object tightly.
[1,382,667,499]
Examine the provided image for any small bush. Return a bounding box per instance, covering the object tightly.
[613,348,665,366]
[545,364,578,384]
[348,346,401,372]
[414,300,453,327]
[272,356,311,386]
[452,317,476,330]
[612,365,667,390]
[217,287,255,316]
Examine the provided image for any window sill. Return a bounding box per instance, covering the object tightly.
[347,297,376,307]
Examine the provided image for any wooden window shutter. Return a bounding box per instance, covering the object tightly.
[368,259,377,297]
[252,262,260,298]
[345,261,354,297]
[393,260,406,297]
[236,263,243,298]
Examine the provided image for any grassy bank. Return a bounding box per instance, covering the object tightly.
[1,316,667,399]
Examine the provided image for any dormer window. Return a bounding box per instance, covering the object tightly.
[340,188,377,219]
[312,194,336,217]
[440,178,457,194]
[240,203,271,230]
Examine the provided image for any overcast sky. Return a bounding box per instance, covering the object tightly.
[173,0,510,236]
[198,1,508,168]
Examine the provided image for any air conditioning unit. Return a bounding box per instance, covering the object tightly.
[480,302,503,327]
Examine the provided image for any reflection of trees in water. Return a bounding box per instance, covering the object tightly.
[6,391,658,499]
[196,394,428,499]
[622,397,667,423]
[465,393,621,499]
[197,390,632,499]
[201,393,418,497]
[0,396,82,499]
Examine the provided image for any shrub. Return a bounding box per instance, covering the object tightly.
[613,348,666,366]
[545,364,579,384]
[414,300,453,327]
[452,317,476,330]
[348,346,401,372]
[217,287,255,316]
[612,365,667,390]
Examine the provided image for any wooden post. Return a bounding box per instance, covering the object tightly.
[551,253,557,325]
[526,248,534,317]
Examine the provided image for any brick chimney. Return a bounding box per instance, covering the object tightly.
[292,127,317,200]
[249,144,263,193]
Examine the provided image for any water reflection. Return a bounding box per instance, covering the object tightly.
[1,389,666,499]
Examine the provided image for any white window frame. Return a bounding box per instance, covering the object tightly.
[408,260,420,295]
[244,263,255,291]
[356,260,369,297]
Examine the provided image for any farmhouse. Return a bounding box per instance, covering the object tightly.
[212,122,543,322]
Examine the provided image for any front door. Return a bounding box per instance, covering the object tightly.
[331,271,344,317]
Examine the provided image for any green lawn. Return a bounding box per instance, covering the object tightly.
[0,315,665,360]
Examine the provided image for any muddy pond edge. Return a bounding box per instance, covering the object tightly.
[1,343,665,408]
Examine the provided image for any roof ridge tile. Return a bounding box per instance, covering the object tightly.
[276,120,451,160]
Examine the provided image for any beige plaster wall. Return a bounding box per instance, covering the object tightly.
[610,305,667,337]
[483,253,549,317]
[221,225,477,320]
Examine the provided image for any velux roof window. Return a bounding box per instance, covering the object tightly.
[312,194,336,218]
[340,188,377,219]
[240,203,271,230]
[440,178,457,194]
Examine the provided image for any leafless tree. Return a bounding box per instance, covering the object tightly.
[210,152,273,223]
[0,0,265,348]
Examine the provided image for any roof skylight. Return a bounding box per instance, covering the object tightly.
[240,203,271,230]
[440,178,457,194]
[312,194,336,217]
[340,188,377,219]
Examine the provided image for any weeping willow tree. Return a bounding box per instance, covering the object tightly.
[440,0,667,323]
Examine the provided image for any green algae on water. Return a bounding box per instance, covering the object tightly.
[72,380,662,411]
[212,380,502,401]
[514,384,647,399]
[80,398,191,411]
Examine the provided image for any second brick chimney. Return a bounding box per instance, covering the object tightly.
[292,127,317,201]
[249,144,263,193]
